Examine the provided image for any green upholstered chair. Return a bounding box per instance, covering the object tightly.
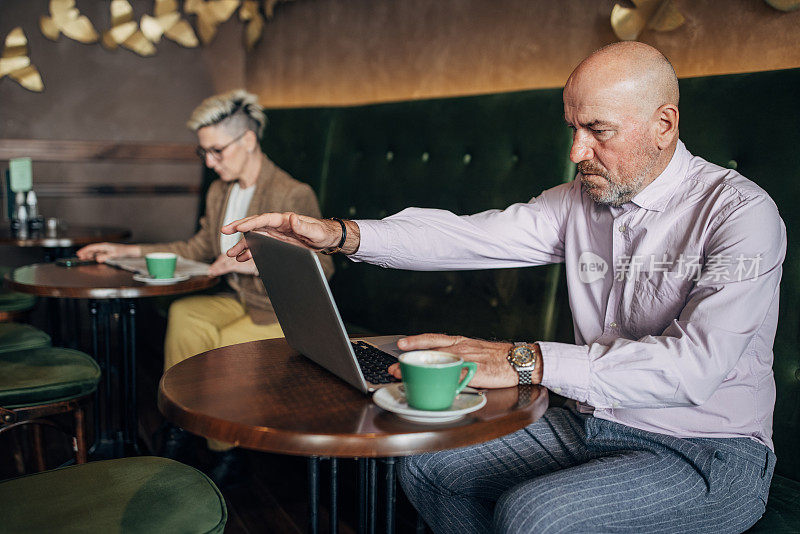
[0,322,51,354]
[0,291,36,322]
[0,266,36,322]
[0,456,227,533]
[1,346,100,473]
[748,476,800,533]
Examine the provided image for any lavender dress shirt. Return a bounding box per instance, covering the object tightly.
[351,141,786,450]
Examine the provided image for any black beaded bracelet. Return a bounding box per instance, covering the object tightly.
[321,217,346,255]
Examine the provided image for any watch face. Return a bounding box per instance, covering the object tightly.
[510,346,535,366]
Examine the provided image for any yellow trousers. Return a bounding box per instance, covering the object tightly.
[164,294,284,451]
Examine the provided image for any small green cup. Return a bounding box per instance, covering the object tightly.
[399,351,478,411]
[145,252,177,279]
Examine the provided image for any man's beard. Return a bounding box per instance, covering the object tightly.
[577,151,657,207]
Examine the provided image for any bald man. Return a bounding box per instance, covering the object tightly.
[224,42,783,532]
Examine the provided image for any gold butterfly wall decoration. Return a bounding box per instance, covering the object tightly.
[0,27,44,92]
[764,0,800,11]
[102,0,157,56]
[610,0,685,41]
[263,0,295,19]
[40,0,99,44]
[184,0,241,45]
[243,0,294,50]
[141,0,199,48]
[239,1,265,50]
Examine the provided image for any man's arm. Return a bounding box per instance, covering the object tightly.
[223,183,573,269]
[222,213,361,259]
[221,185,572,389]
[388,194,784,397]
[387,334,544,388]
[542,194,786,408]
[285,184,340,279]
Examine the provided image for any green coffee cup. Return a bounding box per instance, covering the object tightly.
[399,351,478,411]
[145,252,177,279]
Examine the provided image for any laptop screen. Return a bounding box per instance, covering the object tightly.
[246,231,373,392]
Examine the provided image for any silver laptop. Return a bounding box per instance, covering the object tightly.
[246,231,403,393]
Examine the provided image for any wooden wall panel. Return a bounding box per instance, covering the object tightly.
[246,0,800,107]
[0,139,197,162]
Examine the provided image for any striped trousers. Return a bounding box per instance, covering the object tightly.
[399,405,774,533]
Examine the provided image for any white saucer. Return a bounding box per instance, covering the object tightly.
[132,273,191,285]
[372,383,487,423]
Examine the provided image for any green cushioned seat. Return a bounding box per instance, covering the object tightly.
[0,266,35,313]
[0,457,227,533]
[0,322,51,354]
[747,475,800,532]
[0,347,100,408]
[0,290,36,312]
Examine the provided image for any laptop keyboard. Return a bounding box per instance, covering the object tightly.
[351,341,401,384]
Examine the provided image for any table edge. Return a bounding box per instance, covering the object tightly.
[158,378,549,458]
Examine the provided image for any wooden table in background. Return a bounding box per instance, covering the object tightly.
[0,224,131,258]
[159,337,549,534]
[6,263,218,458]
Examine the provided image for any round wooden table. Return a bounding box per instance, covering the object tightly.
[159,337,549,533]
[6,262,217,299]
[0,224,131,252]
[6,263,218,458]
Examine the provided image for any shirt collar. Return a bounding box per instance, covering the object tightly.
[628,140,690,212]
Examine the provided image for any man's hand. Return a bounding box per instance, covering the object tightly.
[208,253,258,276]
[388,333,531,389]
[76,242,141,263]
[221,212,360,261]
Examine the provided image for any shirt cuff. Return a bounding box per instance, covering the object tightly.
[538,341,591,401]
[349,220,391,266]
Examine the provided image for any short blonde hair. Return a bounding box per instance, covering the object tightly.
[187,89,267,141]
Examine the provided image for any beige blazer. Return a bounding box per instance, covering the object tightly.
[140,154,334,325]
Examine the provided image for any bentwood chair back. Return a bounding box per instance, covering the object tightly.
[0,266,36,322]
[0,345,100,474]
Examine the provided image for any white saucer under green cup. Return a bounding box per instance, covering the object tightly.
[399,350,478,411]
[145,252,177,279]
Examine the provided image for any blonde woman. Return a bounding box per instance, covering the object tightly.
[78,90,333,486]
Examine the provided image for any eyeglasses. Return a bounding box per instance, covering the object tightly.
[195,130,248,161]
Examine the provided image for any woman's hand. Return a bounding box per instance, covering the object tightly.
[388,334,521,389]
[208,253,258,276]
[76,242,141,263]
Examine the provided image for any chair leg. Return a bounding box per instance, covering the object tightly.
[10,429,27,474]
[31,424,47,472]
[74,405,88,464]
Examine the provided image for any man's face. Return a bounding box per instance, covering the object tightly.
[563,78,661,207]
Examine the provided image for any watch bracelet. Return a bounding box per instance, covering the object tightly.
[511,342,538,385]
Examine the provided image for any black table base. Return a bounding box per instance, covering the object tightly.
[88,298,140,459]
[307,456,400,534]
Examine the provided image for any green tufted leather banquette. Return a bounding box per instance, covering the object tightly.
[199,67,799,530]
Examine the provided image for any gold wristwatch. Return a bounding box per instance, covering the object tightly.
[507,342,539,385]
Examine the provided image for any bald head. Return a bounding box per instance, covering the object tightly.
[563,42,681,206]
[567,42,678,120]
